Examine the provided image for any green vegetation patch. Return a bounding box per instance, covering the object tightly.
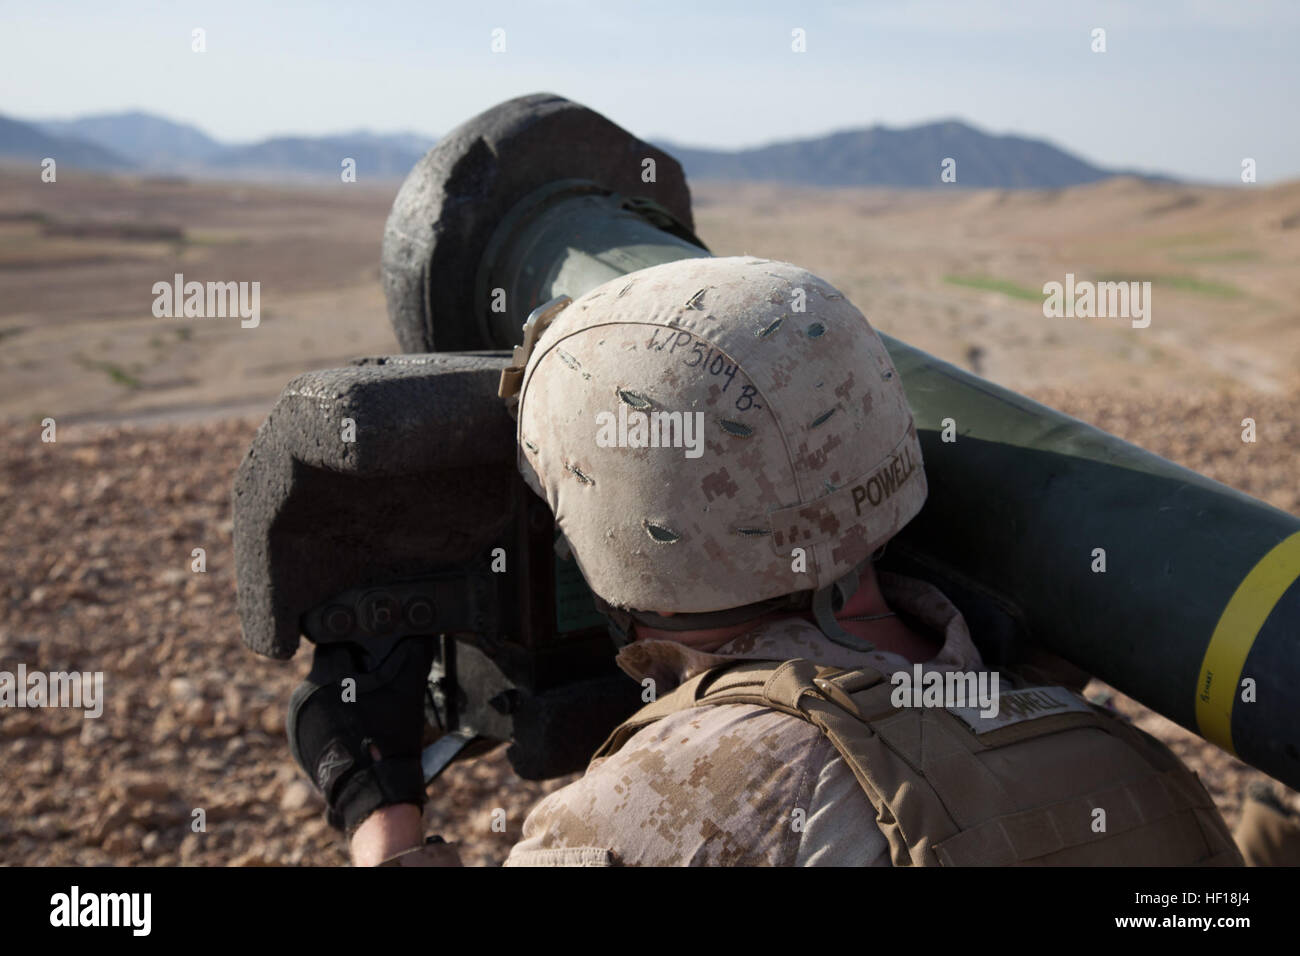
[1095,273,1244,298]
[943,274,1042,302]
[74,354,141,388]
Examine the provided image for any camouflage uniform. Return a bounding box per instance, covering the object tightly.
[501,255,945,866]
[505,572,994,866]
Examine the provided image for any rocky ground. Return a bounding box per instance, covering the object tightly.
[1,385,1296,866]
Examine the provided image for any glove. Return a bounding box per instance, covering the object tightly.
[287,635,436,834]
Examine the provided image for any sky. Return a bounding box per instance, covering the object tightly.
[2,0,1298,183]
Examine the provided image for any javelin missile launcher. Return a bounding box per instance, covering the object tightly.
[234,93,1299,793]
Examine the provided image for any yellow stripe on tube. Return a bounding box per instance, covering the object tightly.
[1196,530,1300,753]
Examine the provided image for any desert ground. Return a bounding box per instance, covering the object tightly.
[1,165,1298,865]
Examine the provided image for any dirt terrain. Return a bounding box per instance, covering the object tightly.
[2,168,1298,425]
[0,168,397,426]
[1,168,1298,866]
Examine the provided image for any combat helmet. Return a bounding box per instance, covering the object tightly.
[503,256,927,648]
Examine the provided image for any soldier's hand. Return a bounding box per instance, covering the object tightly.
[377,838,465,867]
[358,811,465,867]
[286,635,436,834]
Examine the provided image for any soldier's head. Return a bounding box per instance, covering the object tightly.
[512,256,927,645]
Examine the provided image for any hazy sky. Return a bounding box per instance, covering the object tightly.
[2,0,1297,183]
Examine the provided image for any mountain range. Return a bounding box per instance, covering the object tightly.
[0,115,134,171]
[2,111,437,181]
[656,121,1159,189]
[0,109,1168,187]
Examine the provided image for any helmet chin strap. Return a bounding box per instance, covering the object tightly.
[592,592,809,648]
[591,560,878,652]
[811,566,876,652]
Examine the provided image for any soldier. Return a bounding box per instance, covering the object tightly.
[296,255,1245,867]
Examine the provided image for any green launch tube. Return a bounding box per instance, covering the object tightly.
[885,340,1299,790]
[385,93,1299,791]
[477,185,1300,794]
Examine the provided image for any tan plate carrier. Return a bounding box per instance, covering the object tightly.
[593,658,1243,866]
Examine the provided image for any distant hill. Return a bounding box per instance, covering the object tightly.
[206,133,434,179]
[0,115,133,169]
[2,111,437,180]
[3,109,1167,188]
[656,120,1157,189]
[37,111,222,167]
[335,129,438,156]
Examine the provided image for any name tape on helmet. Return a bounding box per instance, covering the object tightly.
[767,429,920,551]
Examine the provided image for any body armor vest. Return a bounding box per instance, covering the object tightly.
[594,657,1242,866]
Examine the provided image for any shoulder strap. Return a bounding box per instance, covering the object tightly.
[591,659,809,759]
[593,658,963,863]
[591,658,1240,866]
